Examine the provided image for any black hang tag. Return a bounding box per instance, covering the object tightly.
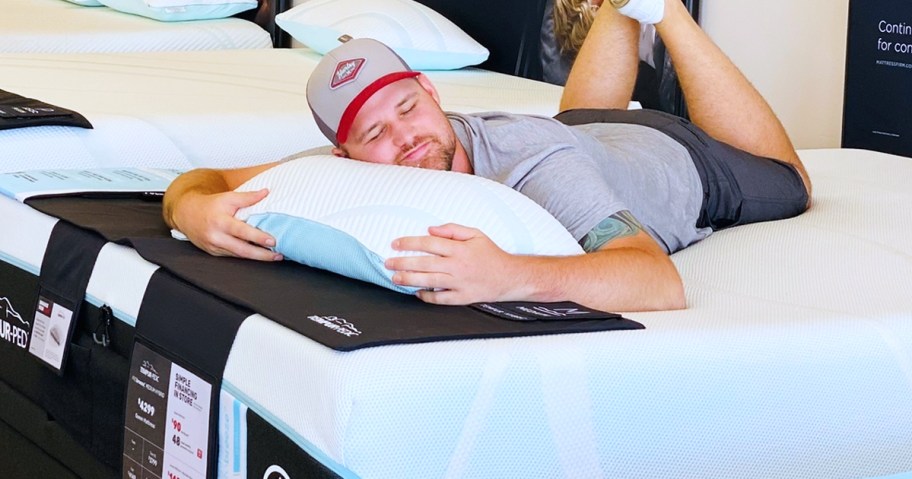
[30,220,106,375]
[124,340,216,479]
[0,88,92,130]
[470,301,622,321]
[0,105,73,119]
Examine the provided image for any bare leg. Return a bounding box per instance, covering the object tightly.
[655,0,811,196]
[560,7,640,111]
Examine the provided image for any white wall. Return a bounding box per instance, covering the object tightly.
[699,0,850,149]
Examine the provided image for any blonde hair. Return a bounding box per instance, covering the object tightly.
[552,0,599,58]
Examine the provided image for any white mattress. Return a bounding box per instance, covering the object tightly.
[0,48,564,172]
[0,0,272,53]
[1,148,910,478]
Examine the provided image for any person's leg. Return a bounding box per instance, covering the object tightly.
[648,0,811,195]
[560,6,641,111]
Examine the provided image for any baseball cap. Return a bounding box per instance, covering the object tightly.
[306,37,420,146]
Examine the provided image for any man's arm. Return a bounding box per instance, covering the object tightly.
[162,162,282,260]
[384,210,685,312]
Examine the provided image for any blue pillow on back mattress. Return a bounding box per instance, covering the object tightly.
[99,0,257,21]
[62,0,105,7]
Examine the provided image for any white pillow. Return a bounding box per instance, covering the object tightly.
[275,0,489,70]
[99,0,256,21]
[234,156,584,294]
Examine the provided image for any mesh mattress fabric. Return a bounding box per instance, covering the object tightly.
[0,149,910,478]
[0,0,272,53]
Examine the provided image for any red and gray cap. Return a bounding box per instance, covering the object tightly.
[306,37,420,146]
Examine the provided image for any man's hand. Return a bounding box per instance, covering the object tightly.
[385,219,686,312]
[162,163,283,261]
[172,188,282,261]
[385,223,525,305]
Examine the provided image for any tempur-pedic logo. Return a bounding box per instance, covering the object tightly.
[307,315,361,337]
[140,360,161,383]
[0,296,29,349]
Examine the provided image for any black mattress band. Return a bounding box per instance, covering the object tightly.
[31,221,107,375]
[27,196,644,351]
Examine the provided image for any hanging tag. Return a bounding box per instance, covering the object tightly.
[123,341,213,479]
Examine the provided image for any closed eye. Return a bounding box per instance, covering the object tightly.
[366,125,386,144]
[400,102,416,116]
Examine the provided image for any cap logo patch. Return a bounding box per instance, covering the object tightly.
[331,58,365,89]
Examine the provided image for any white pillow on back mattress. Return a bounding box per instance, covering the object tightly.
[275,0,489,70]
[234,155,584,294]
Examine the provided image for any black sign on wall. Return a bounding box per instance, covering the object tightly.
[843,0,912,157]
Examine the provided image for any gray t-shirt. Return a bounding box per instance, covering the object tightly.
[448,111,710,253]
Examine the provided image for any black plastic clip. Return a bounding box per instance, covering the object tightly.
[93,304,113,348]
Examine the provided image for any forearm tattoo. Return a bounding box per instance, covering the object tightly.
[580,210,644,252]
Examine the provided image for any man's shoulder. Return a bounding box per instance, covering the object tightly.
[446,110,523,122]
[448,111,587,153]
[446,111,560,130]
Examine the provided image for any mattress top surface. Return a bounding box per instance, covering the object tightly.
[0,148,910,478]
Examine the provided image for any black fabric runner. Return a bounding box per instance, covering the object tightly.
[38,222,105,317]
[0,89,93,131]
[34,221,107,375]
[136,271,248,380]
[27,196,644,351]
[40,221,107,311]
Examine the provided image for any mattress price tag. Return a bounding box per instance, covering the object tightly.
[124,341,213,479]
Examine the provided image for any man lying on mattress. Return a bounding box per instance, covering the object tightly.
[163,0,811,312]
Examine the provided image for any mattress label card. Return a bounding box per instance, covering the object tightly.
[0,167,183,202]
[471,301,621,321]
[27,293,75,374]
[124,341,213,479]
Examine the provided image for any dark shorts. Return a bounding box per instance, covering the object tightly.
[554,108,809,230]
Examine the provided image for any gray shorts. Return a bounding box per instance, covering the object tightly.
[554,108,809,230]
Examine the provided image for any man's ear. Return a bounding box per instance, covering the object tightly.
[415,73,441,104]
[331,147,348,158]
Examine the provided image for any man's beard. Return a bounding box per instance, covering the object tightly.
[395,134,456,171]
